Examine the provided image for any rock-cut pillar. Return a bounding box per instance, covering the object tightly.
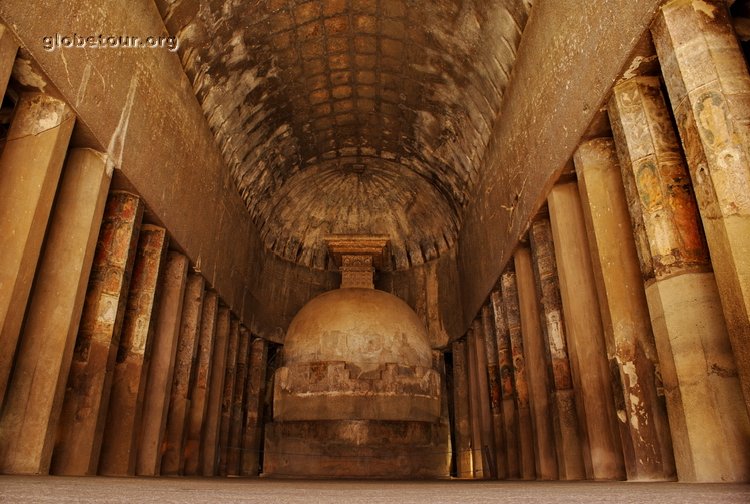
[0,93,74,404]
[52,191,143,476]
[218,318,240,476]
[500,268,536,480]
[225,326,251,476]
[161,274,205,475]
[98,225,169,476]
[241,337,269,476]
[489,287,521,479]
[609,73,750,482]
[514,247,559,480]
[465,326,485,478]
[529,218,587,481]
[480,304,507,480]
[200,307,232,477]
[451,339,474,478]
[574,137,676,481]
[653,0,750,420]
[547,182,626,480]
[183,291,219,475]
[136,252,189,476]
[471,318,497,478]
[0,148,108,474]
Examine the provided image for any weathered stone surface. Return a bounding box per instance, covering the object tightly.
[52,191,143,476]
[98,225,169,477]
[136,252,189,477]
[514,247,558,481]
[653,0,750,419]
[451,339,473,479]
[240,337,268,477]
[0,92,74,405]
[218,317,240,477]
[575,138,676,481]
[183,291,219,476]
[529,219,586,481]
[162,274,206,475]
[547,182,626,481]
[490,287,521,479]
[0,148,109,475]
[481,304,507,480]
[500,268,535,480]
[200,307,231,477]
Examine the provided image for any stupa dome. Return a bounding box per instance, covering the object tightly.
[283,287,432,372]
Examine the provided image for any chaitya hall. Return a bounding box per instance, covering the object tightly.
[0,0,749,501]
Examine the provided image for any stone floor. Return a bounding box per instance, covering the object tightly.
[1,477,749,503]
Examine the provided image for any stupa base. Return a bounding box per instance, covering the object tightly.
[262,419,451,479]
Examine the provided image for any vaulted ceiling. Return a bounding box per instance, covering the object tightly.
[156,0,532,271]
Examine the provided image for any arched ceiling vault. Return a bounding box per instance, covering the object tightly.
[156,0,532,271]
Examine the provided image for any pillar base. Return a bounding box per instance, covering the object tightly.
[646,271,750,482]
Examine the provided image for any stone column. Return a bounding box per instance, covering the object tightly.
[161,274,205,475]
[481,304,507,480]
[574,137,676,481]
[52,191,143,476]
[0,93,74,403]
[653,0,750,419]
[0,25,18,101]
[500,268,536,480]
[241,337,268,476]
[609,74,750,482]
[226,326,251,476]
[465,327,485,478]
[0,148,109,474]
[201,307,231,477]
[435,349,452,472]
[136,251,189,476]
[98,225,169,476]
[451,339,473,478]
[218,317,241,476]
[529,218,587,481]
[183,291,219,475]
[514,247,559,480]
[472,318,497,478]
[489,288,520,479]
[547,182,626,480]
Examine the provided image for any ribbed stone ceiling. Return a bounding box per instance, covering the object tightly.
[156,0,532,270]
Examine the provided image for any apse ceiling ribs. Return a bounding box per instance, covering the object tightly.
[156,0,532,270]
